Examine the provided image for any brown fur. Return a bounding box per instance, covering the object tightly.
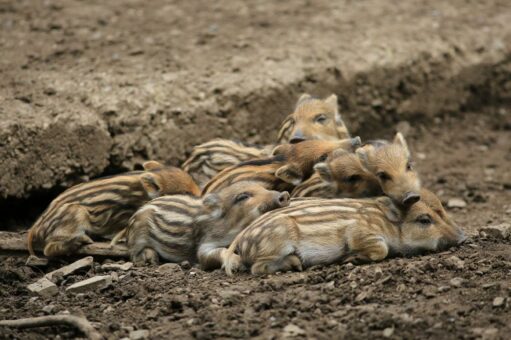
[202,139,359,194]
[277,94,350,143]
[27,161,200,257]
[223,193,465,275]
[357,133,421,206]
[124,181,290,268]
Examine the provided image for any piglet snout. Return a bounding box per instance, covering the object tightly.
[277,191,290,207]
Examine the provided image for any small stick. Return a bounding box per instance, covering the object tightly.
[0,315,104,340]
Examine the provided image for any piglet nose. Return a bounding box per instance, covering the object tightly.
[402,192,421,206]
[278,191,290,206]
[351,136,362,148]
[290,130,306,144]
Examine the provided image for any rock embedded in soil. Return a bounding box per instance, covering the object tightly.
[492,297,505,307]
[45,256,94,281]
[129,329,150,340]
[450,277,465,288]
[479,223,511,240]
[447,198,467,208]
[282,324,306,337]
[65,275,112,293]
[101,262,133,271]
[158,263,183,274]
[383,327,394,338]
[27,277,59,297]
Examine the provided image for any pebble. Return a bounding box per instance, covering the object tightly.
[373,266,383,278]
[27,277,59,297]
[129,329,149,340]
[445,255,465,270]
[492,297,505,307]
[383,327,394,338]
[101,262,133,271]
[447,198,467,208]
[45,257,93,281]
[42,304,56,314]
[66,275,112,293]
[180,260,191,269]
[450,277,464,287]
[282,324,306,337]
[479,223,511,240]
[158,263,182,274]
[25,255,49,267]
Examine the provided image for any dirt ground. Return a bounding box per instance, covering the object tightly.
[1,0,511,339]
[1,111,510,339]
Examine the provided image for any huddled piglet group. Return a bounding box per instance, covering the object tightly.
[27,93,465,275]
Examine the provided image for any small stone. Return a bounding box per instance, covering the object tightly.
[25,255,49,267]
[437,285,450,292]
[66,275,112,293]
[158,263,182,274]
[110,272,119,282]
[373,266,383,278]
[42,304,55,314]
[129,329,149,340]
[447,198,467,209]
[27,278,59,297]
[282,324,306,337]
[46,257,93,280]
[103,306,115,314]
[449,277,464,287]
[218,290,242,304]
[445,255,465,270]
[101,262,133,271]
[422,286,436,298]
[355,289,372,302]
[383,327,394,338]
[492,297,505,307]
[180,260,191,270]
[479,223,511,240]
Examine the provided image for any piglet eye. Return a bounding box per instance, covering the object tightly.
[377,171,391,181]
[314,114,328,124]
[346,175,361,183]
[416,214,432,226]
[406,161,413,171]
[234,192,251,204]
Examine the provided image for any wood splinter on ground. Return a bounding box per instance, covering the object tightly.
[0,231,129,258]
[0,315,104,340]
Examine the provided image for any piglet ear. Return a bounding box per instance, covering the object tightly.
[271,144,288,156]
[275,165,303,186]
[143,161,165,171]
[324,94,339,113]
[376,197,402,223]
[314,163,333,182]
[393,132,410,158]
[296,93,313,106]
[355,148,370,168]
[140,173,162,199]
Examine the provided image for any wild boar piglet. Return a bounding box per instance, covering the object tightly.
[291,148,382,198]
[125,181,290,268]
[357,133,421,207]
[27,161,201,257]
[202,138,360,194]
[223,193,465,275]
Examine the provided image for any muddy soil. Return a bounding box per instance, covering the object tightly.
[1,111,510,339]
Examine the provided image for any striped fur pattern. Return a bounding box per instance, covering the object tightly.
[277,93,350,143]
[291,149,382,198]
[183,93,352,187]
[125,181,290,268]
[356,133,421,207]
[223,193,465,275]
[203,138,361,194]
[27,161,201,257]
[182,139,273,187]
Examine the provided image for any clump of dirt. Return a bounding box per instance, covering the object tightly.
[1,111,510,339]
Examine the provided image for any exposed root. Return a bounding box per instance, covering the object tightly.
[0,315,104,340]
